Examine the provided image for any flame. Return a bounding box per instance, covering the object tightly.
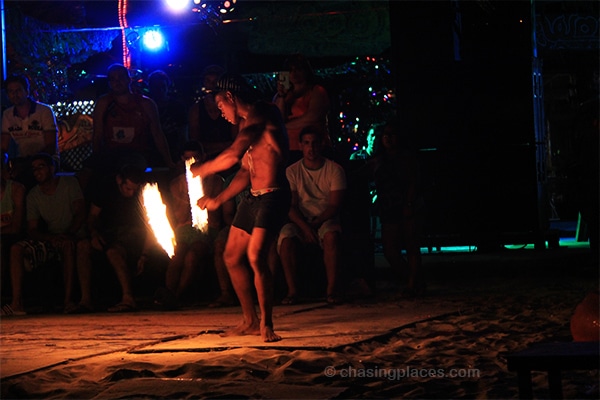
[185,158,209,232]
[141,183,176,258]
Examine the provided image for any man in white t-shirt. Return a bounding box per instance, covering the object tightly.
[277,126,346,305]
[4,153,92,316]
[1,74,58,188]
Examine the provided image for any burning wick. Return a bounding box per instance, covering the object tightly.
[185,158,209,233]
[141,182,176,258]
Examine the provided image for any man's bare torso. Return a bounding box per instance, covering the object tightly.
[239,107,288,191]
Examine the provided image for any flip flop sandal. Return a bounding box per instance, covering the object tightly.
[1,304,27,316]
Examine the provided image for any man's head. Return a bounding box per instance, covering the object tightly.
[116,164,145,198]
[107,64,131,95]
[366,126,378,154]
[284,53,316,86]
[213,74,257,124]
[299,126,324,162]
[5,74,30,107]
[30,153,56,184]
[148,69,170,100]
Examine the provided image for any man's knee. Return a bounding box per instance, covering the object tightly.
[223,248,244,271]
[322,231,341,258]
[277,223,301,254]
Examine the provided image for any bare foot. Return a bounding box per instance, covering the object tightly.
[220,319,261,337]
[261,325,282,342]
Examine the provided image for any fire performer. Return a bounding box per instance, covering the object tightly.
[192,74,290,342]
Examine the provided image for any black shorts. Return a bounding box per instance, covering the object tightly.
[232,189,291,235]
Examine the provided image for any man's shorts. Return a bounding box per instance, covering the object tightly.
[277,219,342,253]
[232,189,291,236]
[17,240,60,272]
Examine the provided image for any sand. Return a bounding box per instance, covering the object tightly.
[1,247,598,399]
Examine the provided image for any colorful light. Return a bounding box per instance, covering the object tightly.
[165,0,190,12]
[142,29,165,51]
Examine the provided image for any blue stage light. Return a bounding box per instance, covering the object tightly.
[142,29,165,51]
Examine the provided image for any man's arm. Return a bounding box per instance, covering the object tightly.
[143,98,176,168]
[312,189,345,228]
[4,181,25,235]
[88,203,106,250]
[92,96,108,152]
[287,190,319,244]
[191,124,255,178]
[66,198,86,236]
[199,167,250,211]
[27,217,51,242]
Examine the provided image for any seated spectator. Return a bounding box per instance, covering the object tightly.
[277,126,346,305]
[2,153,92,315]
[87,164,152,312]
[1,74,59,189]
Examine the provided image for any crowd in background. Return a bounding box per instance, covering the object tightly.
[0,54,424,321]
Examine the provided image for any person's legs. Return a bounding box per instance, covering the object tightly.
[210,228,235,306]
[56,239,76,311]
[222,226,258,335]
[166,244,187,294]
[246,226,280,342]
[278,236,301,301]
[176,239,211,300]
[381,222,406,275]
[322,230,342,300]
[105,244,136,309]
[75,238,94,309]
[8,242,26,312]
[402,216,424,293]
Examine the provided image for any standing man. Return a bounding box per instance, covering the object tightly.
[192,74,290,342]
[91,64,175,173]
[1,74,59,188]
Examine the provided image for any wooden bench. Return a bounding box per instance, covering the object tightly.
[506,341,599,399]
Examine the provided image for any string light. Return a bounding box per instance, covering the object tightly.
[118,0,131,68]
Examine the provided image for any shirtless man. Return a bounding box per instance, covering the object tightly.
[192,74,290,342]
